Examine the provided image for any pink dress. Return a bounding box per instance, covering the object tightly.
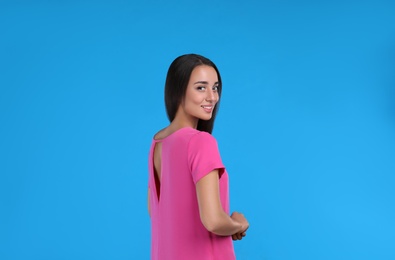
[148,127,235,260]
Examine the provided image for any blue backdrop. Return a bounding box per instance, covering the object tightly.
[1,1,394,259]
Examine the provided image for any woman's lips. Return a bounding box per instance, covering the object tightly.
[201,105,214,113]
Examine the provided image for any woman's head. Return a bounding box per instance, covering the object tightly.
[165,54,222,134]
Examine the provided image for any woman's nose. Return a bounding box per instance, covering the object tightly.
[205,89,216,102]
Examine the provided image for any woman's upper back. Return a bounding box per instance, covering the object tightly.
[148,127,235,260]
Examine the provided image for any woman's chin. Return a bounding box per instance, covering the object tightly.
[199,115,213,121]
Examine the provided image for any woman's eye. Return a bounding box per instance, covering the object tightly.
[197,86,206,91]
[213,86,219,91]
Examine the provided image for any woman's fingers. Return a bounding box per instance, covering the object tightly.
[232,232,247,240]
[232,231,246,240]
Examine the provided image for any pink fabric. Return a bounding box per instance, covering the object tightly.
[148,127,235,260]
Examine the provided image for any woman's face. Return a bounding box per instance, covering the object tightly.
[181,65,220,122]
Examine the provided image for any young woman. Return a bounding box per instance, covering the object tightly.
[148,54,249,259]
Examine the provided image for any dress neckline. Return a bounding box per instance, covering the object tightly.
[152,127,194,142]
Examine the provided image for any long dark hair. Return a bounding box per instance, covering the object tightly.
[164,54,222,134]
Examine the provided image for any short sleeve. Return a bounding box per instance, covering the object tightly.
[188,132,225,184]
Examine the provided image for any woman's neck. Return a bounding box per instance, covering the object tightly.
[171,107,198,130]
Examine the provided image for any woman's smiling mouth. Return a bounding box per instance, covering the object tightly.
[201,105,214,112]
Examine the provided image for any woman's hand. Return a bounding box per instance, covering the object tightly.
[232,231,246,240]
[230,212,249,240]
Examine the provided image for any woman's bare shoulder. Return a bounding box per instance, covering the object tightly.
[153,127,169,140]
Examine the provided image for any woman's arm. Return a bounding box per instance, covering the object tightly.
[196,170,249,236]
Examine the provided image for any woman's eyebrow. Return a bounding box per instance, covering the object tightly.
[194,81,209,85]
[194,81,219,85]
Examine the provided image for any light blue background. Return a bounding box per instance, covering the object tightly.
[1,1,395,259]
